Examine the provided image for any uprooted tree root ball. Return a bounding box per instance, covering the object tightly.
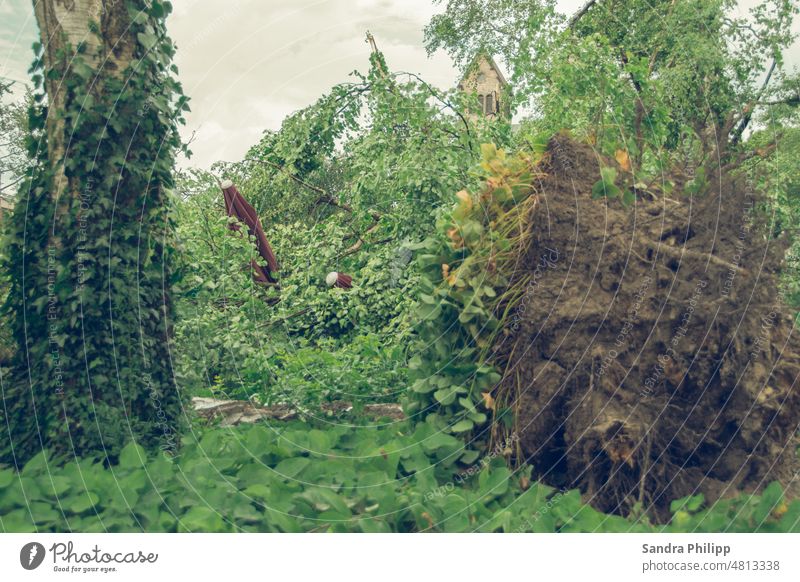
[495,136,800,520]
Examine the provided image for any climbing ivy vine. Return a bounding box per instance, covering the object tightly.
[1,0,189,465]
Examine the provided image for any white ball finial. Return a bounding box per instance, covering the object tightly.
[326,272,339,287]
[221,179,233,189]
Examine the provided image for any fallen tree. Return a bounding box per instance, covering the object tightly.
[192,396,404,426]
[494,136,800,519]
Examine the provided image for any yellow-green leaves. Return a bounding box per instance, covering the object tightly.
[406,144,539,445]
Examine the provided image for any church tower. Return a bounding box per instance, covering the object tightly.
[457,54,510,120]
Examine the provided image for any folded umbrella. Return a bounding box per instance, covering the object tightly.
[221,180,279,284]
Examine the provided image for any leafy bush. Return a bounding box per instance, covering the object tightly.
[256,334,408,408]
[2,422,798,533]
[404,143,542,445]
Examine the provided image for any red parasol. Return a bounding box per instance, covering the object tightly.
[221,180,279,284]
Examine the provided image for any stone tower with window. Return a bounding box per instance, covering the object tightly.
[457,54,510,120]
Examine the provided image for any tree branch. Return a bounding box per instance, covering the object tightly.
[397,70,473,142]
[0,175,23,192]
[336,218,382,259]
[259,158,327,195]
[731,58,777,146]
[567,0,598,29]
[760,95,800,107]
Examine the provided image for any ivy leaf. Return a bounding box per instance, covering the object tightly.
[71,59,94,79]
[137,32,158,51]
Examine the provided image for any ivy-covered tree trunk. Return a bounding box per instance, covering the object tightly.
[1,0,187,465]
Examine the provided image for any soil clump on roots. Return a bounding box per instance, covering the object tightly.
[497,135,800,520]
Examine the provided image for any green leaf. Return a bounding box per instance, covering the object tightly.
[478,465,511,499]
[179,506,226,531]
[67,492,100,514]
[622,189,635,207]
[243,484,272,501]
[119,442,147,468]
[434,388,456,405]
[591,180,607,199]
[137,32,158,50]
[450,419,474,433]
[754,482,783,523]
[685,493,705,512]
[600,166,617,185]
[592,180,621,200]
[460,449,481,464]
[303,487,350,515]
[670,493,704,515]
[0,470,15,488]
[274,457,310,479]
[420,431,460,452]
[411,379,437,393]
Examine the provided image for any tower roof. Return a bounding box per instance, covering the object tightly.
[457,53,509,89]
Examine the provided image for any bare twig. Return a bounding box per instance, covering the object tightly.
[0,175,23,193]
[257,307,310,329]
[336,219,382,259]
[365,31,388,78]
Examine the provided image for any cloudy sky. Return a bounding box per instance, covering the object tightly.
[1,1,798,169]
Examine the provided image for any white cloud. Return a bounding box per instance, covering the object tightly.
[168,0,457,168]
[0,0,38,90]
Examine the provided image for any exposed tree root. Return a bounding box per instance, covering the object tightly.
[493,136,800,521]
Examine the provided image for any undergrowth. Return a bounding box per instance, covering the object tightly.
[2,422,797,533]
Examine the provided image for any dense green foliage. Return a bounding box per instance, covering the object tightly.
[169,53,509,408]
[404,142,546,448]
[0,81,31,199]
[747,124,800,309]
[426,0,798,171]
[3,422,799,533]
[171,170,418,407]
[1,0,188,464]
[0,82,30,362]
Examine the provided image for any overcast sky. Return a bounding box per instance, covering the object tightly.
[1,1,798,169]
